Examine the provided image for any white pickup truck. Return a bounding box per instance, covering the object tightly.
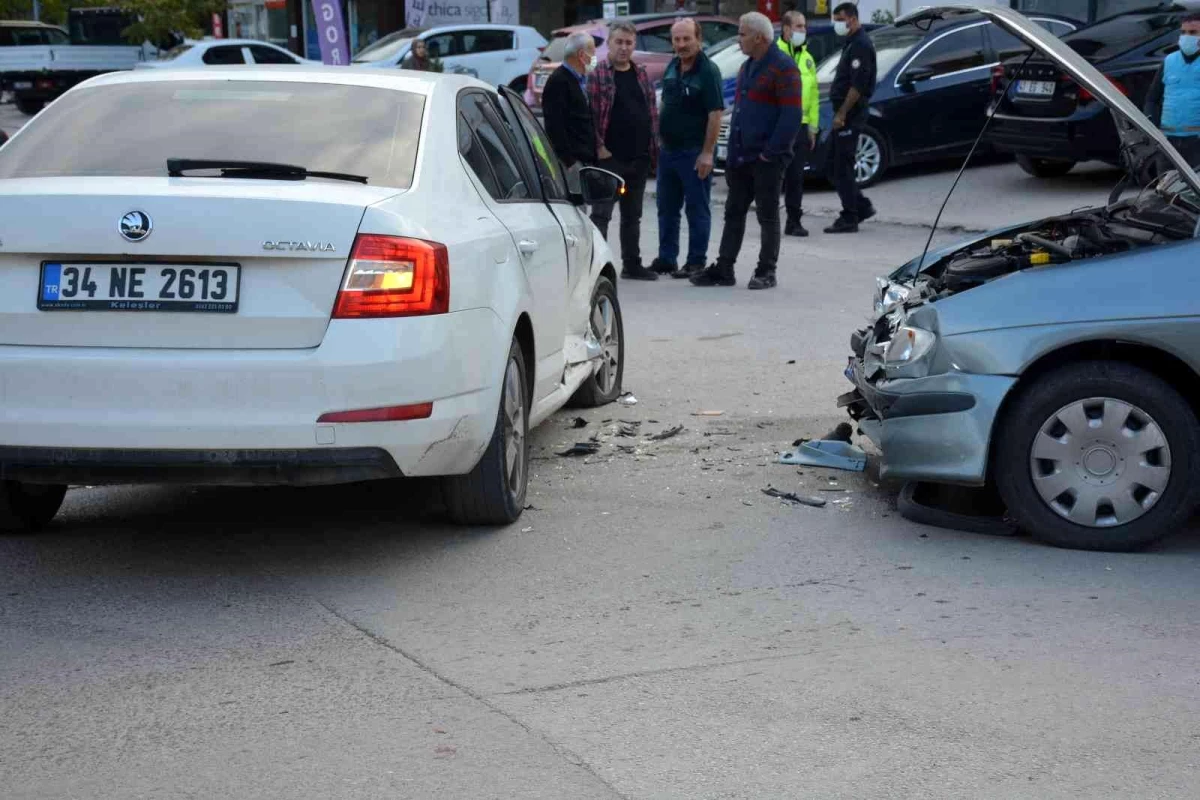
[1,10,159,115]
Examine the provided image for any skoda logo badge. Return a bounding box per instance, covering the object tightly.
[119,211,152,242]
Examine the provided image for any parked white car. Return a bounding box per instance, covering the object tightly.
[0,67,626,528]
[352,24,547,91]
[135,39,316,68]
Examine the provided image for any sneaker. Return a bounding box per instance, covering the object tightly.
[689,265,736,287]
[784,220,809,237]
[621,263,659,281]
[747,272,777,290]
[671,261,706,279]
[824,216,859,234]
[649,258,677,275]
[858,203,877,222]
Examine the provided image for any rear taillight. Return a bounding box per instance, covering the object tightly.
[990,65,1006,95]
[1077,76,1129,104]
[332,235,449,319]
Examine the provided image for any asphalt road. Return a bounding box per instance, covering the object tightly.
[3,105,1200,799]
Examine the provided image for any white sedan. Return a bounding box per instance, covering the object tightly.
[0,66,626,527]
[135,39,318,68]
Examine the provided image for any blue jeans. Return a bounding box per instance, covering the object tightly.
[656,148,713,267]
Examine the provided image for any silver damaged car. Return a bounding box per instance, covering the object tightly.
[843,5,1200,552]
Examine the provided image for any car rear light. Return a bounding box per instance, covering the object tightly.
[990,65,1006,95]
[332,235,449,319]
[1077,77,1129,104]
[317,403,433,423]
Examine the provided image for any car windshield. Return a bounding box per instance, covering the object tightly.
[0,81,425,189]
[160,43,193,60]
[708,38,750,80]
[353,27,426,62]
[815,27,925,83]
[1061,9,1183,61]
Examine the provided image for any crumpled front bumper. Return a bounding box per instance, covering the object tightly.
[842,350,1017,487]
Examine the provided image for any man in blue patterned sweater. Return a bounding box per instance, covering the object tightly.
[691,11,803,291]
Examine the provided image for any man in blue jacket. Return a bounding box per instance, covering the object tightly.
[691,12,802,290]
[1145,11,1200,168]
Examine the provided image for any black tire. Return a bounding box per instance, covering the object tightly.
[569,277,624,408]
[0,481,67,531]
[856,126,889,189]
[994,361,1199,552]
[15,97,42,116]
[1015,155,1076,178]
[442,339,529,525]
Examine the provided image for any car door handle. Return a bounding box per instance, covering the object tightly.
[565,233,579,248]
[505,55,519,62]
[518,239,539,255]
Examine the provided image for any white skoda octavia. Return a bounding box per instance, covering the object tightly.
[0,66,626,527]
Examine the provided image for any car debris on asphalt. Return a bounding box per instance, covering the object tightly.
[762,487,827,508]
[778,439,867,471]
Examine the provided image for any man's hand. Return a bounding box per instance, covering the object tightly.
[832,113,846,131]
[696,151,714,179]
[598,145,613,160]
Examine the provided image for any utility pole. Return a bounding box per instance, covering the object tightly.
[32,0,41,22]
[486,0,492,22]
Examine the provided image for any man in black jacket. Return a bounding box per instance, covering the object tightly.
[542,31,598,168]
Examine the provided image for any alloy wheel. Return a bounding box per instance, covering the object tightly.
[855,133,882,185]
[1029,397,1172,528]
[502,356,525,496]
[591,294,620,396]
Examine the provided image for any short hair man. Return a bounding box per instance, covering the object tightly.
[541,31,598,168]
[650,18,725,279]
[777,10,819,237]
[1144,11,1200,167]
[691,12,802,290]
[588,21,661,281]
[825,2,878,234]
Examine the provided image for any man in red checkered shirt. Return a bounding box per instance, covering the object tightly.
[587,20,661,281]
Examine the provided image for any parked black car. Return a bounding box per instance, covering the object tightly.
[988,1,1200,178]
[799,11,1078,187]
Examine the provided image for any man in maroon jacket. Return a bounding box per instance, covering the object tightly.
[587,21,660,281]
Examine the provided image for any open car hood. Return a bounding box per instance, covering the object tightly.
[899,5,1200,195]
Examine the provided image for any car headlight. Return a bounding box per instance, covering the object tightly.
[882,325,936,378]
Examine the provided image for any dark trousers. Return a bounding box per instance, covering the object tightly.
[656,148,713,268]
[717,158,786,277]
[1168,135,1200,167]
[832,124,872,222]
[590,156,650,268]
[784,131,810,222]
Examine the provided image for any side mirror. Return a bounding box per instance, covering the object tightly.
[900,65,936,89]
[567,165,625,206]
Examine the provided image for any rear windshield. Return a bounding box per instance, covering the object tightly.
[1061,10,1182,60]
[353,27,426,62]
[69,13,136,45]
[160,43,193,60]
[0,80,425,189]
[540,32,603,62]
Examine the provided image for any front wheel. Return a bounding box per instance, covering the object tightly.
[569,277,624,407]
[1015,155,1076,178]
[0,481,67,531]
[994,361,1199,551]
[855,126,889,188]
[442,340,529,525]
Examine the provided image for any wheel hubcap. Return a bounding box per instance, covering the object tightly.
[1029,398,1171,528]
[591,294,620,395]
[503,358,525,495]
[855,134,881,184]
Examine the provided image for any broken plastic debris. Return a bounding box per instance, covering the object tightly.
[762,487,827,508]
[649,425,684,441]
[778,439,867,471]
[617,393,638,406]
[557,442,601,457]
[570,417,588,429]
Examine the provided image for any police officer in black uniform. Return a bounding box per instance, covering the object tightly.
[825,2,877,234]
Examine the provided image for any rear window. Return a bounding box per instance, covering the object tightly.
[1061,10,1182,61]
[160,43,193,60]
[353,27,426,62]
[540,32,603,62]
[69,13,136,45]
[0,81,425,189]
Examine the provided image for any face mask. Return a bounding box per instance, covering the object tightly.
[1181,34,1200,57]
[587,54,598,73]
[833,20,849,37]
[791,31,807,47]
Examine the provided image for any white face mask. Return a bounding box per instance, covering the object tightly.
[833,20,850,37]
[586,53,598,73]
[791,31,807,47]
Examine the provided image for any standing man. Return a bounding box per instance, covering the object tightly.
[691,12,801,290]
[777,11,818,237]
[825,2,877,234]
[542,32,598,169]
[588,21,660,281]
[652,18,725,279]
[1144,12,1200,168]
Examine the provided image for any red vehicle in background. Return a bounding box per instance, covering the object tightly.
[524,12,739,110]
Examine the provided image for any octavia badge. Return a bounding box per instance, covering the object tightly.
[119,211,152,242]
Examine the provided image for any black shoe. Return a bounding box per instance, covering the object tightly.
[649,258,677,275]
[784,220,809,237]
[671,261,705,279]
[689,266,736,287]
[621,263,659,281]
[858,203,877,222]
[824,216,859,234]
[748,272,777,290]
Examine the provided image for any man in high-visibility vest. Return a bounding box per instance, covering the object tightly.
[776,10,819,237]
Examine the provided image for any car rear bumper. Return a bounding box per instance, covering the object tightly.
[986,111,1120,163]
[0,309,506,483]
[844,354,1016,486]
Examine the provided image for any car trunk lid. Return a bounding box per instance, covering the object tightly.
[0,177,401,349]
